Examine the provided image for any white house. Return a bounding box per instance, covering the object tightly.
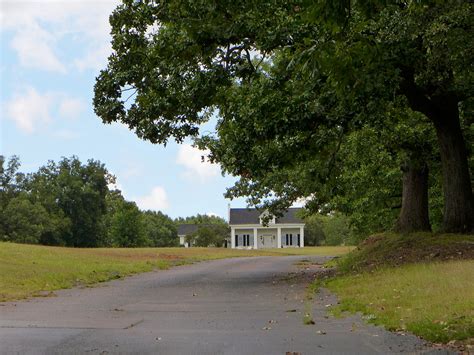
[229,207,305,249]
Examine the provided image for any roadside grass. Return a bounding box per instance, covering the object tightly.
[0,243,350,302]
[336,232,474,273]
[326,260,474,343]
[316,233,474,345]
[268,246,353,256]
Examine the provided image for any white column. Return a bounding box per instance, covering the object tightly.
[253,227,258,249]
[300,226,304,248]
[231,227,235,249]
[277,227,282,248]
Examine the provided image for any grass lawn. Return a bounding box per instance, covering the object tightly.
[326,260,474,343]
[320,233,474,345]
[0,242,350,302]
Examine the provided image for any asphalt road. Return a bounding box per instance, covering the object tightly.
[0,255,450,354]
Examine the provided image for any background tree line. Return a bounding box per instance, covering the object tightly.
[0,155,222,248]
[1,154,356,247]
[176,214,229,247]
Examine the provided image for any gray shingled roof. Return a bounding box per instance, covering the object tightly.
[177,224,201,236]
[229,208,303,225]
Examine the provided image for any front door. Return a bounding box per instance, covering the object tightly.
[258,234,277,248]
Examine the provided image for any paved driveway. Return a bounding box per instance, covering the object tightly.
[0,256,447,354]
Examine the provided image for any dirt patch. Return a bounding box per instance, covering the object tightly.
[278,266,336,286]
[295,260,328,271]
[156,254,185,260]
[86,251,184,261]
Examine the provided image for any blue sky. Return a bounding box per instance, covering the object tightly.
[0,0,251,220]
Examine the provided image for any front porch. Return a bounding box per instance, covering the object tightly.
[230,226,304,249]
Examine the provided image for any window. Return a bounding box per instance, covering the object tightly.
[235,235,238,247]
[241,234,250,246]
[290,234,293,245]
[297,234,300,247]
[285,234,289,246]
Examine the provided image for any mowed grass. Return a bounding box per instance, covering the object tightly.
[326,260,474,343]
[0,242,350,302]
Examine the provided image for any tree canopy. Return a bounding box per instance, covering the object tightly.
[94,0,473,234]
[0,155,179,248]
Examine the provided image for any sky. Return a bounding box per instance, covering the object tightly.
[0,0,252,220]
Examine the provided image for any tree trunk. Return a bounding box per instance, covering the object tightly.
[395,160,431,233]
[433,106,474,233]
[400,72,473,233]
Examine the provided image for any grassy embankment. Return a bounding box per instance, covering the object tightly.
[320,233,474,345]
[0,242,351,302]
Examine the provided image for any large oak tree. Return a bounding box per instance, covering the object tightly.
[94,0,473,233]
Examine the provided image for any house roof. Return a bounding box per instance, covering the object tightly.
[177,224,201,236]
[229,208,304,225]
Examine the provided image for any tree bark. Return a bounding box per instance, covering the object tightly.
[395,160,431,233]
[432,103,474,233]
[400,72,474,233]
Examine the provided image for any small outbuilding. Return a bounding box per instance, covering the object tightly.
[177,224,201,247]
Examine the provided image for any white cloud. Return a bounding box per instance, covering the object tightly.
[74,42,112,72]
[136,186,169,211]
[58,97,84,119]
[4,86,85,133]
[1,0,119,73]
[206,212,220,218]
[176,144,220,182]
[5,87,53,133]
[10,25,66,73]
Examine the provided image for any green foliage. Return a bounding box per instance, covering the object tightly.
[1,155,181,248]
[109,200,147,247]
[0,156,70,245]
[330,128,402,237]
[94,0,474,234]
[303,215,326,246]
[142,210,178,247]
[186,224,229,247]
[175,214,226,225]
[1,194,50,244]
[305,213,355,246]
[27,156,113,247]
[0,155,25,208]
[320,213,354,246]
